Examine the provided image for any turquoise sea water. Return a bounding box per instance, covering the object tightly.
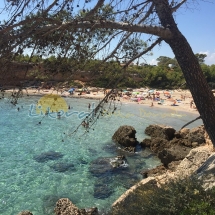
[0,95,202,215]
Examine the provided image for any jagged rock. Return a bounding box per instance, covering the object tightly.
[150,137,171,153]
[175,128,190,139]
[167,160,181,171]
[145,124,175,140]
[142,161,181,178]
[50,162,75,172]
[158,145,191,166]
[187,125,205,144]
[112,125,137,147]
[54,198,85,215]
[34,151,63,163]
[112,145,213,212]
[141,165,167,178]
[170,137,192,147]
[140,138,151,148]
[17,211,33,215]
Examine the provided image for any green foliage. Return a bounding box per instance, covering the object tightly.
[111,176,215,215]
[195,53,207,64]
[10,54,215,89]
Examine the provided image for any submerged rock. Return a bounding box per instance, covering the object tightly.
[89,156,128,177]
[93,177,114,199]
[112,125,137,147]
[17,211,33,215]
[34,151,63,163]
[50,162,75,172]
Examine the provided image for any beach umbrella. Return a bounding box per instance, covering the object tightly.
[68,88,75,92]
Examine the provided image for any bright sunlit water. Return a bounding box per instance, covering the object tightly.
[0,94,202,215]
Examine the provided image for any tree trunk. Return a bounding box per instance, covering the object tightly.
[153,0,215,146]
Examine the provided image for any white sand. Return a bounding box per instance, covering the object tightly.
[4,88,199,114]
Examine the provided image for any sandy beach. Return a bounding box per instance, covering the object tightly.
[4,87,199,115]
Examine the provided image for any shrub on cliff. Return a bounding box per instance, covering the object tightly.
[111,176,215,215]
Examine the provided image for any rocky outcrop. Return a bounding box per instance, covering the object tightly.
[141,124,206,167]
[157,144,191,166]
[112,145,213,212]
[17,211,33,215]
[112,125,137,147]
[145,124,176,140]
[54,198,99,215]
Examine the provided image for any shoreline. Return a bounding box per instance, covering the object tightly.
[3,88,199,115]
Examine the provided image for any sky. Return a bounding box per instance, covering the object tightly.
[145,0,215,66]
[0,0,215,65]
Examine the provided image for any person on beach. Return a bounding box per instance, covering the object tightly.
[150,102,154,107]
[88,103,91,110]
[57,112,61,119]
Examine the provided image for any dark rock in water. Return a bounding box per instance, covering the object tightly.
[102,144,117,153]
[88,148,98,155]
[114,172,141,189]
[89,156,128,177]
[112,125,137,147]
[17,211,33,215]
[145,124,175,140]
[89,157,113,177]
[50,162,75,172]
[93,177,114,199]
[79,159,88,165]
[34,151,63,163]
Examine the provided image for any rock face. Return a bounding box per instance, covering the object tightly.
[112,145,213,213]
[17,211,33,215]
[112,125,137,147]
[141,124,206,167]
[157,145,191,166]
[145,124,176,140]
[54,198,99,215]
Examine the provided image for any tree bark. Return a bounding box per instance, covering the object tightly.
[153,0,215,145]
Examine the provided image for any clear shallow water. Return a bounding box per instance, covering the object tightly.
[0,95,202,215]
